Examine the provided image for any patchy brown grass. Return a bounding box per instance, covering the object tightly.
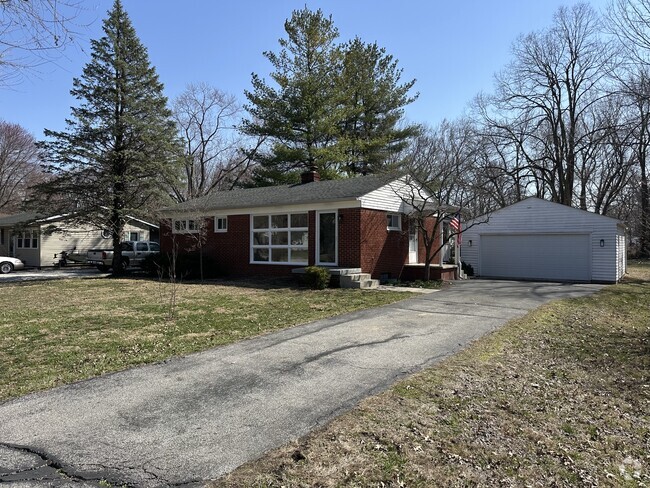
[214,262,650,488]
[0,277,412,402]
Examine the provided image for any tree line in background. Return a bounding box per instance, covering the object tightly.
[0,0,649,258]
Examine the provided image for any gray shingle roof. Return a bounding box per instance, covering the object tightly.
[0,212,43,227]
[161,174,401,213]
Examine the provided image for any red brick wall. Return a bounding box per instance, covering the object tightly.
[160,215,307,277]
[338,208,361,268]
[359,208,408,279]
[160,210,443,280]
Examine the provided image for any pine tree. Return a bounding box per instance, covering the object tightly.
[33,0,181,273]
[337,38,420,176]
[242,7,344,185]
[242,8,419,185]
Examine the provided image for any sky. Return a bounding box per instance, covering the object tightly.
[0,0,611,139]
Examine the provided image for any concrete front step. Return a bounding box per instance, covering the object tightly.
[340,273,380,289]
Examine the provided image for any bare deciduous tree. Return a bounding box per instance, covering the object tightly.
[480,3,615,207]
[0,0,83,86]
[0,121,44,211]
[394,122,488,280]
[607,0,650,255]
[171,83,258,201]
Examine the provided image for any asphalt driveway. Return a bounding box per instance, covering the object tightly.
[0,280,603,486]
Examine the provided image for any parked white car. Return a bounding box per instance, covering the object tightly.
[0,256,25,274]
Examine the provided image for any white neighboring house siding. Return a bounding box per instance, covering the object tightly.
[38,222,151,267]
[461,198,624,283]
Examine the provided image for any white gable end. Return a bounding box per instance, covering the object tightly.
[359,178,429,213]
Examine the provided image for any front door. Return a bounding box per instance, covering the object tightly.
[317,211,337,265]
[408,220,418,264]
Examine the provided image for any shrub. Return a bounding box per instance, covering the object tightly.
[461,261,474,276]
[303,266,331,289]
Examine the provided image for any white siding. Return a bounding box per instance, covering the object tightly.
[616,224,627,281]
[360,179,417,213]
[461,198,624,283]
[39,222,151,267]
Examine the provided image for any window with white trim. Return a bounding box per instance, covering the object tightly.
[387,213,401,231]
[16,230,38,249]
[214,216,228,232]
[251,213,308,264]
[173,219,199,233]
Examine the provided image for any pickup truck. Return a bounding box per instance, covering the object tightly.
[87,241,160,271]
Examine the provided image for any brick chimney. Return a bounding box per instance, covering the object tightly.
[300,170,320,184]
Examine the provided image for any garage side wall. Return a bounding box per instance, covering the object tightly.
[461,198,622,283]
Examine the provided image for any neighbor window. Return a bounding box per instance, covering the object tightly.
[173,219,199,233]
[0,228,4,245]
[387,213,401,231]
[251,213,308,264]
[214,216,228,232]
[16,230,38,249]
[129,231,140,241]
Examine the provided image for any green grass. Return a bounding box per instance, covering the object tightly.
[0,277,413,401]
[215,261,650,487]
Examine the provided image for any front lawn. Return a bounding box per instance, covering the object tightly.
[0,277,412,401]
[215,262,650,487]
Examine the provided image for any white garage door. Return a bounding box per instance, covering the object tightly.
[480,234,591,282]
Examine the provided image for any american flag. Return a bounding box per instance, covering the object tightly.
[450,215,462,245]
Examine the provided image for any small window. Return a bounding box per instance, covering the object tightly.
[215,216,228,232]
[130,231,139,241]
[387,213,401,231]
[172,218,199,234]
[16,230,38,249]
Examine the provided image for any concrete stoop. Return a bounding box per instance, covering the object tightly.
[339,272,380,289]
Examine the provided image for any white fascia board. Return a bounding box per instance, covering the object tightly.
[164,199,362,219]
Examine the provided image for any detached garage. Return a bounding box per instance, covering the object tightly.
[461,198,627,283]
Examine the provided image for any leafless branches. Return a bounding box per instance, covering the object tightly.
[0,0,83,86]
[0,121,44,211]
[171,83,258,201]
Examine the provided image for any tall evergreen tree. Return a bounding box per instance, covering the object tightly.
[337,38,419,176]
[32,0,181,273]
[243,7,342,185]
[242,7,418,185]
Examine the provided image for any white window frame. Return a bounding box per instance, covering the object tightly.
[16,230,39,249]
[172,218,200,234]
[250,212,309,265]
[214,216,228,233]
[387,213,401,231]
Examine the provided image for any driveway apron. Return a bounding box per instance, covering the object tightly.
[0,280,602,486]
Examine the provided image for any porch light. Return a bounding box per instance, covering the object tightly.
[600,239,605,247]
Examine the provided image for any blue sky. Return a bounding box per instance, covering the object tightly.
[1,0,610,138]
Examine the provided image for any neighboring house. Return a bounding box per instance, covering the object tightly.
[159,172,458,282]
[461,197,627,283]
[0,212,158,268]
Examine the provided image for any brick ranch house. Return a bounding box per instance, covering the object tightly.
[159,173,458,284]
